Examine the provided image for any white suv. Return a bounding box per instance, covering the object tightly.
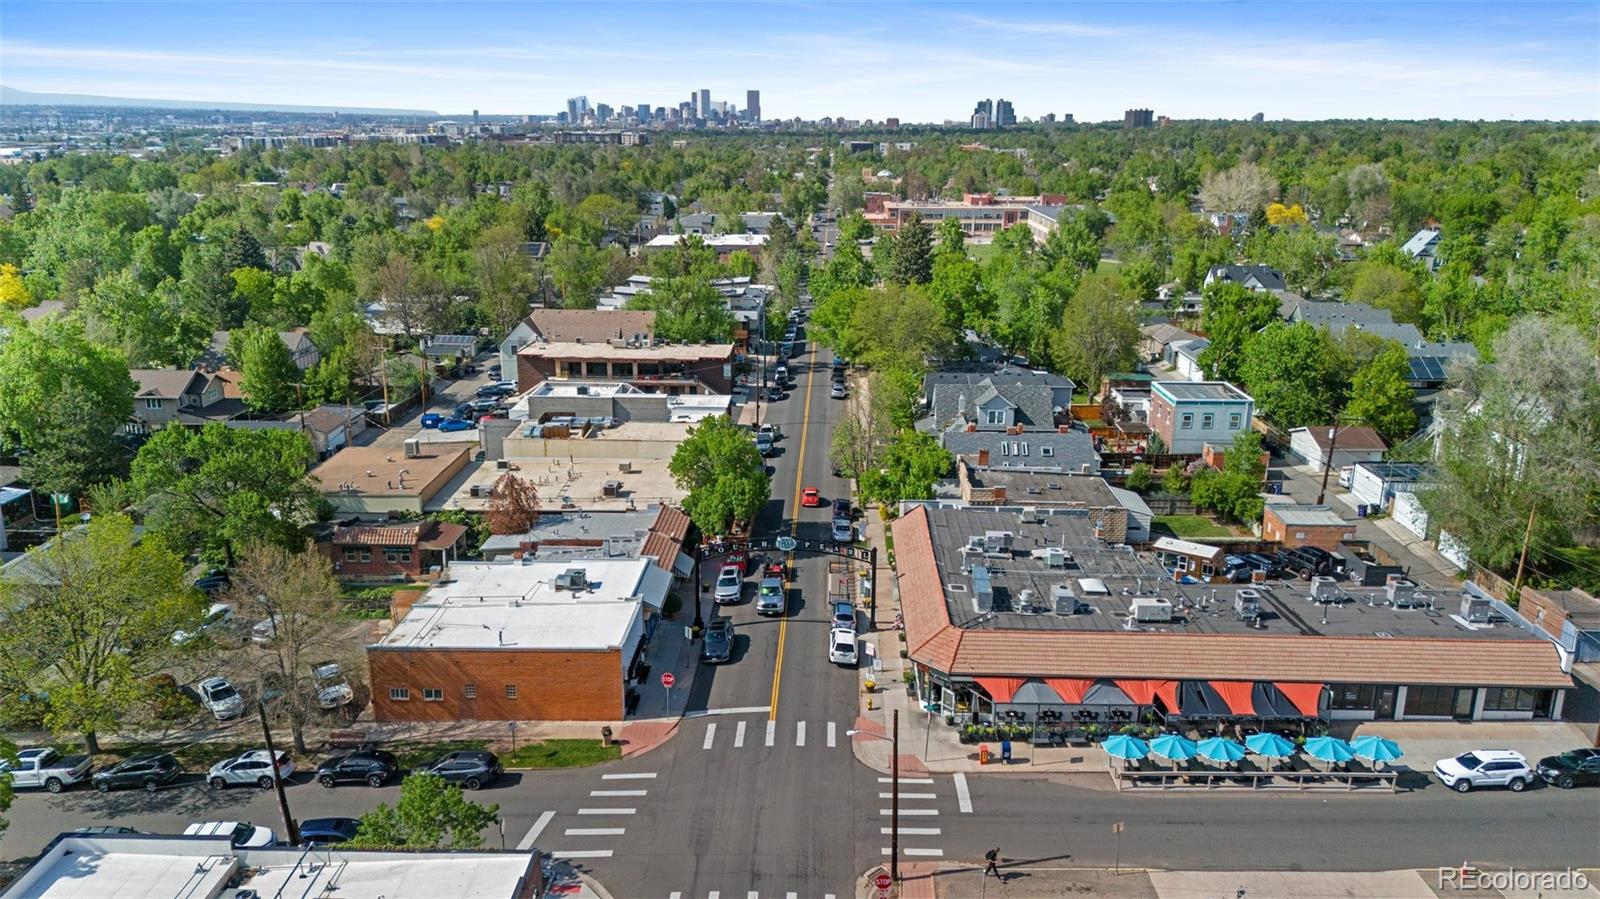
[1433,749,1533,793]
[207,749,293,790]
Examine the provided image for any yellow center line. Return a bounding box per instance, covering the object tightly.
[770,341,818,722]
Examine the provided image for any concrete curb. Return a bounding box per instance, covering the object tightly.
[577,871,617,899]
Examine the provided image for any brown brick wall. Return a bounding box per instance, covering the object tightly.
[368,647,623,721]
[1263,512,1355,551]
[323,543,425,580]
[1149,394,1175,450]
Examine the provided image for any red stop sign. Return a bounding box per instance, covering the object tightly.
[873,873,894,891]
[660,672,676,688]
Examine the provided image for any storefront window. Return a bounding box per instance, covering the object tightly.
[1329,684,1377,710]
[1482,687,1536,712]
[1405,685,1473,717]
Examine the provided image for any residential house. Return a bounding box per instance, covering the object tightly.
[279,327,321,371]
[921,368,1074,433]
[1148,381,1254,455]
[1287,425,1388,470]
[1401,228,1443,271]
[321,519,470,581]
[295,404,370,457]
[1140,323,1198,363]
[1170,338,1209,382]
[420,334,478,370]
[644,232,767,263]
[941,429,1099,474]
[128,369,227,432]
[498,309,657,382]
[1262,504,1357,551]
[1204,264,1286,293]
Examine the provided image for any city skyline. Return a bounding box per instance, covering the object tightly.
[0,1,1596,121]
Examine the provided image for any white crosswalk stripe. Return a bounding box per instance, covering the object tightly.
[879,791,937,799]
[796,720,806,747]
[576,807,636,815]
[882,847,944,857]
[884,827,941,835]
[696,717,853,752]
[954,772,973,813]
[563,827,624,836]
[827,721,836,747]
[880,776,934,784]
[881,807,939,816]
[734,720,746,747]
[703,722,717,750]
[601,772,656,780]
[765,720,776,747]
[516,811,554,851]
[551,849,614,858]
[589,789,647,797]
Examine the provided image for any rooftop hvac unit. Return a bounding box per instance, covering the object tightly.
[1052,583,1076,615]
[469,485,483,498]
[403,437,422,459]
[1043,546,1066,568]
[983,530,1013,553]
[1131,597,1173,623]
[497,459,510,469]
[554,568,588,591]
[971,565,994,612]
[1234,589,1261,620]
[961,535,986,555]
[1386,578,1417,606]
[1460,594,1492,623]
[1310,576,1340,602]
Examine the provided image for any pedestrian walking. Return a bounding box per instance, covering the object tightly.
[984,847,1001,878]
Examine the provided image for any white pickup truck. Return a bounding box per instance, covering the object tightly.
[1,747,94,793]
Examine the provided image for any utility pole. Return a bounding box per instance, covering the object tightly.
[257,700,298,845]
[690,543,704,637]
[1511,507,1537,602]
[1315,425,1339,505]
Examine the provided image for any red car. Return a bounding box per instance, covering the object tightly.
[801,487,822,507]
[724,551,749,575]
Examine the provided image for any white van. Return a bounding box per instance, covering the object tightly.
[828,627,858,666]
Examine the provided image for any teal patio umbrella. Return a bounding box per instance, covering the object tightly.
[1245,732,1297,758]
[1150,733,1199,761]
[1351,735,1404,765]
[1197,736,1248,764]
[1304,735,1356,764]
[1100,734,1149,761]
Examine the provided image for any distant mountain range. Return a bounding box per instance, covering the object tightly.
[0,85,437,117]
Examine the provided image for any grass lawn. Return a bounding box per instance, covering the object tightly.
[501,739,620,769]
[965,242,998,263]
[1094,258,1124,274]
[1151,514,1236,539]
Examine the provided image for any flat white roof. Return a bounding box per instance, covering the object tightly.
[5,836,237,899]
[1151,536,1223,560]
[646,233,768,248]
[235,847,535,899]
[377,558,669,651]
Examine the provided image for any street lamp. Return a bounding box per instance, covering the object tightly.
[848,709,900,883]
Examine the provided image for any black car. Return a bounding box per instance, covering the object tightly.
[1241,552,1284,578]
[1278,545,1336,578]
[831,498,852,524]
[1536,748,1600,789]
[701,618,733,664]
[92,753,180,793]
[298,817,361,845]
[415,750,502,790]
[316,750,400,788]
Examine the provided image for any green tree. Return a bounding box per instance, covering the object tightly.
[667,415,770,535]
[237,326,303,413]
[471,223,535,337]
[129,423,321,564]
[859,430,951,507]
[0,319,135,499]
[1345,343,1418,443]
[1051,274,1139,401]
[1348,262,1424,325]
[0,736,13,838]
[1189,431,1267,524]
[625,277,737,343]
[1040,218,1101,274]
[349,772,500,849]
[889,213,933,285]
[1238,322,1343,428]
[0,513,201,752]
[935,217,966,256]
[1125,462,1154,493]
[1197,282,1280,383]
[546,235,608,309]
[221,225,269,273]
[928,252,982,332]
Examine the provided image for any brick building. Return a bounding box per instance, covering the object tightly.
[322,519,470,581]
[1262,504,1357,551]
[367,557,670,722]
[515,341,735,395]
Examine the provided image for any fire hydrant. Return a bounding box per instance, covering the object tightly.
[979,744,991,765]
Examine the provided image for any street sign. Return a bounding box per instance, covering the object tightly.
[873,872,894,893]
[660,672,676,688]
[1111,821,1125,833]
[775,536,797,552]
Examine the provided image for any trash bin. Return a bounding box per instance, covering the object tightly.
[1001,739,1013,763]
[601,726,613,746]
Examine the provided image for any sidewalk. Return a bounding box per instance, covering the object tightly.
[863,864,1600,899]
[851,508,1115,781]
[544,861,617,899]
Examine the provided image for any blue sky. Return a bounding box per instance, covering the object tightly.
[3,1,1596,120]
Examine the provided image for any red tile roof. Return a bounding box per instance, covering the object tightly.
[890,505,1570,689]
[640,505,691,570]
[332,520,467,550]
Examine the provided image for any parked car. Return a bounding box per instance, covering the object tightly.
[184,821,277,848]
[701,619,734,664]
[415,750,503,790]
[298,817,361,846]
[316,750,400,788]
[759,424,782,443]
[193,571,230,594]
[1222,555,1253,582]
[831,519,854,542]
[208,749,293,790]
[831,498,851,522]
[774,364,789,383]
[830,382,846,399]
[1433,749,1533,792]
[1278,545,1336,578]
[755,432,774,456]
[475,383,512,398]
[420,413,443,429]
[467,397,500,413]
[1,747,93,793]
[92,753,180,793]
[831,599,856,631]
[801,487,822,507]
[197,676,245,720]
[828,627,858,666]
[1241,553,1284,578]
[172,602,236,646]
[756,577,785,616]
[439,417,476,432]
[311,660,354,709]
[714,565,743,603]
[1536,748,1600,789]
[251,615,278,645]
[765,383,783,402]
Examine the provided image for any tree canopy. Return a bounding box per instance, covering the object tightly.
[667,415,770,536]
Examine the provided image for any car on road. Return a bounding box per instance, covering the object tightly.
[828,627,858,666]
[714,565,743,603]
[831,599,856,631]
[1,747,93,793]
[311,660,355,709]
[831,498,851,521]
[172,601,236,645]
[830,382,846,399]
[476,382,514,398]
[765,383,783,401]
[298,817,361,846]
[756,577,785,616]
[316,749,400,788]
[439,417,476,432]
[197,676,245,720]
[184,821,277,848]
[801,487,823,507]
[831,519,854,542]
[1536,748,1600,789]
[755,432,774,456]
[1434,749,1533,792]
[92,753,181,793]
[207,749,293,790]
[415,750,503,790]
[701,618,734,664]
[759,424,782,443]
